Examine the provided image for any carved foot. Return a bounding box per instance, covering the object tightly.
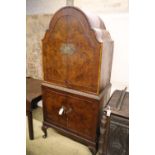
[42,125,48,138]
[88,146,96,155]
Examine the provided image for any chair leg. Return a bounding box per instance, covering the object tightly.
[27,111,34,140]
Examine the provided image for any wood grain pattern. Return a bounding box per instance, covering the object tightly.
[42,84,111,153]
[41,6,113,154]
[42,85,99,141]
[42,6,113,94]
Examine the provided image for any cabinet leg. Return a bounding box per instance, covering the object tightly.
[88,146,96,155]
[42,125,48,138]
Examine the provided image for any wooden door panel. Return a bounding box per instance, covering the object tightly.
[43,87,67,128]
[66,16,100,93]
[67,96,99,140]
[43,16,68,85]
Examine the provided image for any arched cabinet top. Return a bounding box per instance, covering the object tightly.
[42,6,112,43]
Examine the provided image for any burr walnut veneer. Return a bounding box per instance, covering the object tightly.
[41,6,113,155]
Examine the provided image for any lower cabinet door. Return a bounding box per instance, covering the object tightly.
[43,86,99,141]
[43,87,67,128]
[67,96,99,141]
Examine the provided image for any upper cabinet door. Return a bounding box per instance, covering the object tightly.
[43,16,68,86]
[66,15,100,93]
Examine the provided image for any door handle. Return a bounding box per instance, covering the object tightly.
[58,106,72,115]
[58,106,65,115]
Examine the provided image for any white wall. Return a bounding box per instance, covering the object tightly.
[27,0,128,15]
[27,0,66,15]
[99,13,129,91]
[27,0,129,91]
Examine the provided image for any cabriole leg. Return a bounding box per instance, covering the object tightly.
[88,146,96,155]
[42,125,48,138]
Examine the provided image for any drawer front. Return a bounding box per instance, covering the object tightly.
[42,86,99,140]
[42,87,67,128]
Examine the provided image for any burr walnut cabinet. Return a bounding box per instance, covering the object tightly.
[41,6,113,155]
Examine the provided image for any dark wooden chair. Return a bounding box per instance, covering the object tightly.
[26,77,42,140]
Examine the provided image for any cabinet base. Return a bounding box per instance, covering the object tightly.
[42,121,97,155]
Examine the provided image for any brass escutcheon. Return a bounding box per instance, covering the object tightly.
[60,43,75,55]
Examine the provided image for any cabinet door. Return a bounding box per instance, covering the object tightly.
[66,95,99,141]
[42,87,67,128]
[66,15,100,93]
[43,16,68,86]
